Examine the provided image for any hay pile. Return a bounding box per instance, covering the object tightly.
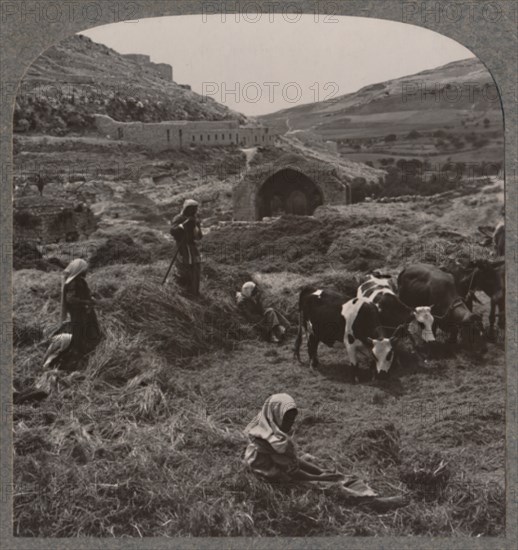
[88,235,152,267]
[14,241,65,271]
[347,422,401,466]
[399,449,451,501]
[112,279,255,362]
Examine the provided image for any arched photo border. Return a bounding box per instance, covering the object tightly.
[0,1,516,549]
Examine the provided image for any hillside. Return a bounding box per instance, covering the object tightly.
[258,58,503,169]
[14,34,246,135]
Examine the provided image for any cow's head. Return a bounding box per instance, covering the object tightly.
[464,259,505,298]
[413,306,435,342]
[366,325,405,378]
[459,313,487,354]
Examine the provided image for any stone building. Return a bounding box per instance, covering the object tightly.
[94,114,276,152]
[14,196,97,244]
[239,126,274,147]
[233,153,351,220]
[122,54,173,81]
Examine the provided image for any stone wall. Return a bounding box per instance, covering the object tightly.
[14,197,97,244]
[94,114,276,152]
[239,126,275,147]
[123,54,151,64]
[154,63,173,81]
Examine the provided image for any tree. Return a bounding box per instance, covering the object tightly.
[407,129,422,140]
[15,118,30,132]
[35,174,46,196]
[384,134,397,142]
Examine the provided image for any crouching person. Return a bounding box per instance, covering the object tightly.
[243,393,342,483]
[236,281,290,343]
[242,393,403,505]
[244,393,407,511]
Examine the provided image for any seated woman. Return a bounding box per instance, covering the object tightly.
[236,282,290,343]
[244,393,378,496]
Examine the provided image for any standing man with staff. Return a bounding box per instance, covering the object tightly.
[169,199,203,297]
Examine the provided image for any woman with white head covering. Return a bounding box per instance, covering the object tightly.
[15,259,101,401]
[243,394,381,498]
[244,393,343,483]
[170,199,202,297]
[53,258,101,368]
[236,281,290,343]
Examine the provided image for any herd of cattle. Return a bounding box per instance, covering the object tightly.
[294,222,505,381]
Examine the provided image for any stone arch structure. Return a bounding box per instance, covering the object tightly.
[233,153,351,220]
[256,168,324,218]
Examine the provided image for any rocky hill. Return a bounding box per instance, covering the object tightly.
[14,34,246,135]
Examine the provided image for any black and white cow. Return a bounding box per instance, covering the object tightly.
[342,296,404,381]
[294,287,402,380]
[357,274,435,343]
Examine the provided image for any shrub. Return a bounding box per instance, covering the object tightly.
[14,210,39,228]
[407,130,422,140]
[15,118,30,132]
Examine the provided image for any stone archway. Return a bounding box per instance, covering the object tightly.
[256,168,323,219]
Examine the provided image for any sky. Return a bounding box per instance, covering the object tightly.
[82,15,475,117]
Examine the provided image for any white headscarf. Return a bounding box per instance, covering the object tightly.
[60,259,88,323]
[241,281,257,298]
[181,199,199,215]
[244,393,297,454]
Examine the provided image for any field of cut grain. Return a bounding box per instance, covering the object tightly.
[13,188,505,537]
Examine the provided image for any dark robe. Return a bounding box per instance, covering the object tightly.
[237,294,290,340]
[170,214,202,296]
[64,276,101,356]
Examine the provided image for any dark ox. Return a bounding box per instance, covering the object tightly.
[358,274,435,343]
[294,287,401,380]
[478,221,504,258]
[445,259,505,335]
[397,263,486,353]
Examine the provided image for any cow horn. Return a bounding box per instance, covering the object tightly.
[390,324,406,341]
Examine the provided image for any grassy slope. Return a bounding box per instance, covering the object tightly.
[13,185,505,537]
[258,58,503,169]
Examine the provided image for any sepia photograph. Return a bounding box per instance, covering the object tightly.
[9,6,508,540]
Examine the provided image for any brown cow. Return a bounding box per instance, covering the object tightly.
[398,263,486,353]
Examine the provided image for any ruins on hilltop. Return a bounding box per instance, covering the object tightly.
[121,54,173,81]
